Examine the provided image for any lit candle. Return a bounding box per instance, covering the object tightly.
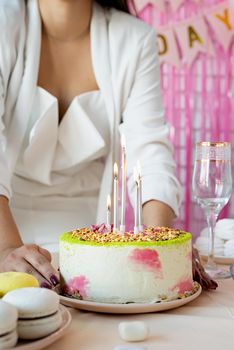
[106,194,111,230]
[120,134,126,234]
[134,167,139,234]
[113,163,119,233]
[137,161,143,232]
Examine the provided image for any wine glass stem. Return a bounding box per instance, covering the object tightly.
[206,210,218,270]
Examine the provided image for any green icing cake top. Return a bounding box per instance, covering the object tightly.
[60,226,192,247]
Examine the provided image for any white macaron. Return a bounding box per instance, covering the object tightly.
[3,287,62,340]
[0,300,18,349]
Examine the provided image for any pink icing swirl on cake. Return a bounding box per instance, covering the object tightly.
[129,248,163,278]
[63,276,89,298]
[171,278,193,294]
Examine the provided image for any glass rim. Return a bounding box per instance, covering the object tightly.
[196,141,231,147]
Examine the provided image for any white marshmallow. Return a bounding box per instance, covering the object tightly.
[118,322,149,342]
[200,220,234,241]
[195,236,224,256]
[199,228,210,237]
[224,239,234,257]
[215,219,234,240]
[196,236,224,248]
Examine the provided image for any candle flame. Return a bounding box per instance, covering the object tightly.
[114,162,118,179]
[121,134,126,150]
[107,194,111,211]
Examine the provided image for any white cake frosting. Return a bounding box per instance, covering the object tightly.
[59,226,193,304]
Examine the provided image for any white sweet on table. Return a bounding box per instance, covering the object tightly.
[0,300,18,350]
[3,288,62,340]
[224,239,234,257]
[3,287,60,318]
[195,235,224,256]
[196,219,234,257]
[215,219,234,240]
[118,321,149,342]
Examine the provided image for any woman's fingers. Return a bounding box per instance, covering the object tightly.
[0,244,59,288]
[38,246,52,262]
[18,259,53,288]
[1,252,51,287]
[23,245,59,286]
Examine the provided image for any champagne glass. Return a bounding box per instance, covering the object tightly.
[192,142,232,279]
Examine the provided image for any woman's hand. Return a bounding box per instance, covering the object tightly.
[192,247,218,290]
[0,244,59,288]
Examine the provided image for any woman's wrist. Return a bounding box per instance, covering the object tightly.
[0,196,23,258]
[143,200,175,227]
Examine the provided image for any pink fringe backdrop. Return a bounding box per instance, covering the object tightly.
[125,0,234,238]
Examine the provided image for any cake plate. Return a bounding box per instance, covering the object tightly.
[59,282,202,314]
[11,306,71,350]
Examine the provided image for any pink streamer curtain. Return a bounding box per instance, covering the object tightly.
[126,0,234,238]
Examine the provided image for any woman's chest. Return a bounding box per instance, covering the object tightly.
[37,33,99,121]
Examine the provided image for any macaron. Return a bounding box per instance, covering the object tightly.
[0,300,18,349]
[0,272,39,297]
[3,288,62,340]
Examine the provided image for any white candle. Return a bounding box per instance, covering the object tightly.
[137,161,143,232]
[120,134,126,234]
[134,167,139,234]
[106,194,111,230]
[113,163,119,233]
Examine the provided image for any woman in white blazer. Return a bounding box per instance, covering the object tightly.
[0,0,216,289]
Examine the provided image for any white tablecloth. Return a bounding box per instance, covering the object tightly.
[45,278,234,350]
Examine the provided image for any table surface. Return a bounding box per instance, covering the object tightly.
[45,277,234,350]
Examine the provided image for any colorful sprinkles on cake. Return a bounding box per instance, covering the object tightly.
[63,225,190,244]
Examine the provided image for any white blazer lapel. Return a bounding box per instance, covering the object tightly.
[7,0,41,173]
[91,3,116,223]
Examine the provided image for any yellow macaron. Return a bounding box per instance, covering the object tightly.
[0,272,39,297]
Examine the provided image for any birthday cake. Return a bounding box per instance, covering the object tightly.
[59,225,194,304]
